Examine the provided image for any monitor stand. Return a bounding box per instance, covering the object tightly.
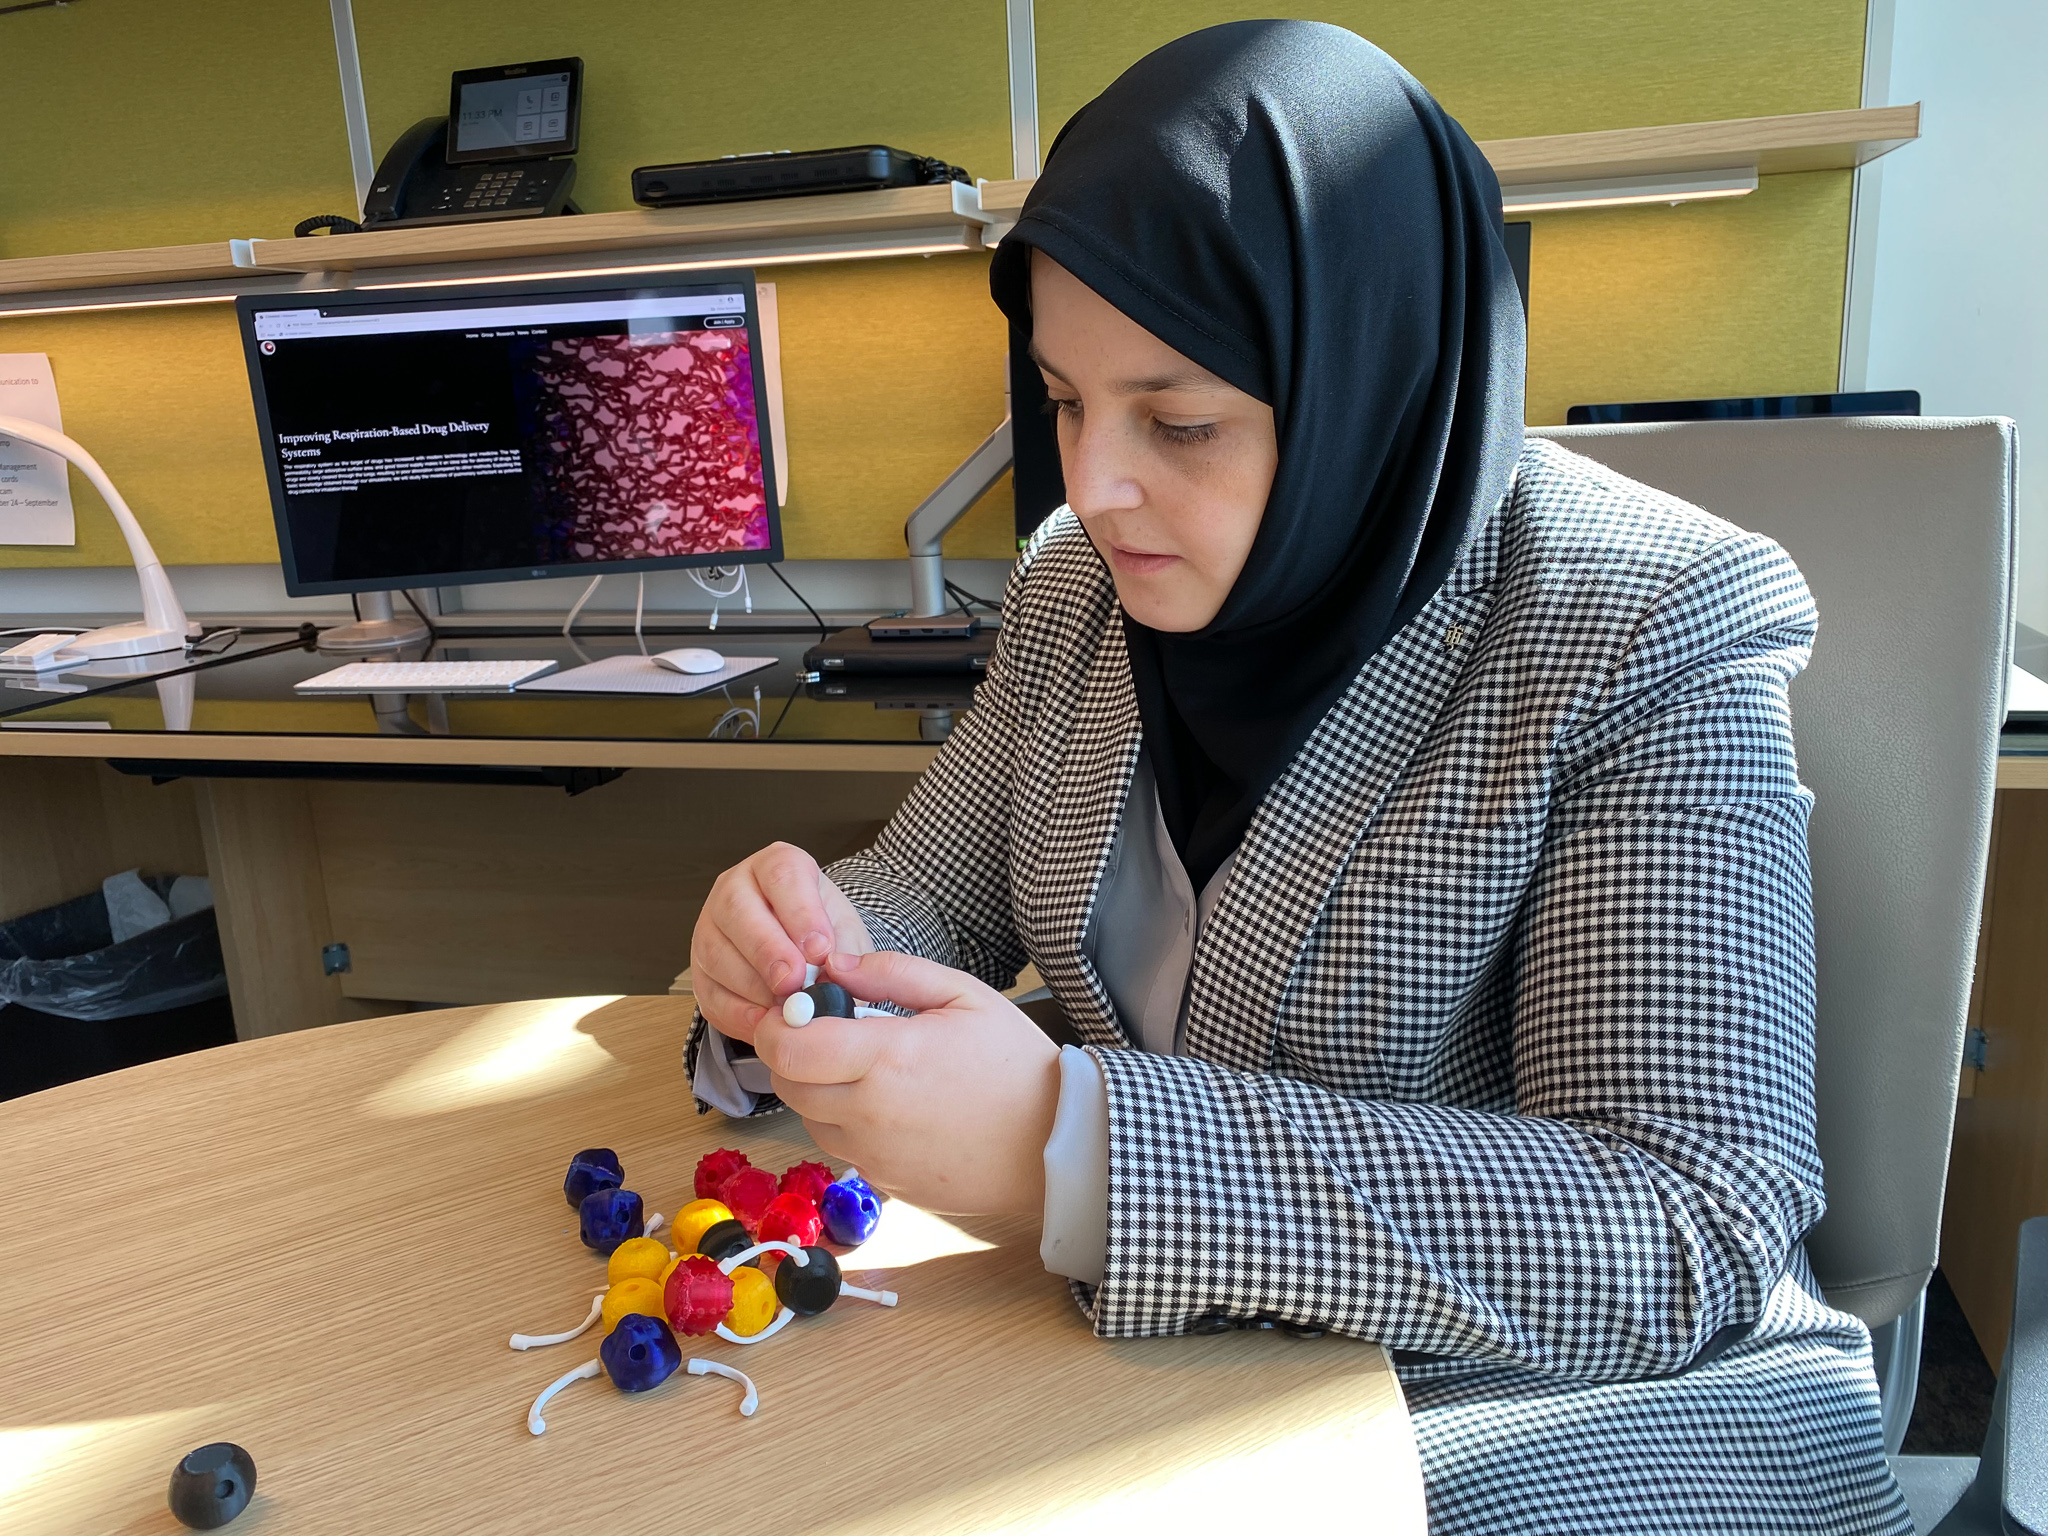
[317,590,432,652]
[905,414,1012,617]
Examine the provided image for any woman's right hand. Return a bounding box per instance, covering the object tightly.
[690,842,873,1046]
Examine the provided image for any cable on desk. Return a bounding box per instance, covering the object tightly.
[563,574,604,638]
[765,683,800,738]
[945,579,1002,615]
[767,563,828,639]
[710,684,762,739]
[401,589,436,638]
[689,565,749,631]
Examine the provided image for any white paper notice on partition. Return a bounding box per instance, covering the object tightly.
[0,353,76,546]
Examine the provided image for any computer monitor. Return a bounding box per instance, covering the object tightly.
[1565,389,1921,425]
[236,273,780,646]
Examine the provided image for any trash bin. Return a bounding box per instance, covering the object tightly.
[0,870,235,1100]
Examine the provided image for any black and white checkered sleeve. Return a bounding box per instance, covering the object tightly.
[821,524,1086,989]
[1086,532,1827,1381]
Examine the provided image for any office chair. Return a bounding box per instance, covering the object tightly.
[1537,418,2030,1533]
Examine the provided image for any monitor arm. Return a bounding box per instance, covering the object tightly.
[904,415,1013,619]
[0,413,190,659]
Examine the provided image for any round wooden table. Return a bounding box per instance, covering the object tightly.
[0,996,1422,1533]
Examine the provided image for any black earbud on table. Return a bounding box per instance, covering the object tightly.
[167,1442,256,1529]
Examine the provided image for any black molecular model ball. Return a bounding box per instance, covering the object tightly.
[696,1217,753,1264]
[167,1442,256,1529]
[804,981,856,1019]
[774,1244,844,1316]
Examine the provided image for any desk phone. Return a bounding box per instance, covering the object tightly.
[361,57,583,229]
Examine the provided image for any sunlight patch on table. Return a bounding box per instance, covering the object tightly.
[363,996,627,1118]
[839,1199,996,1271]
[0,1407,224,1533]
[824,1371,1423,1535]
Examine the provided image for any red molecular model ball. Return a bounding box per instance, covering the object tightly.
[664,1255,735,1337]
[778,1160,835,1206]
[695,1148,752,1201]
[719,1166,780,1233]
[757,1192,824,1248]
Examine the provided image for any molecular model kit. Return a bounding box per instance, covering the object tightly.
[511,1146,894,1434]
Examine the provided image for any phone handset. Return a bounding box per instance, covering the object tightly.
[361,117,451,227]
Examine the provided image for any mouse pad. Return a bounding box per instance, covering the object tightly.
[514,653,778,696]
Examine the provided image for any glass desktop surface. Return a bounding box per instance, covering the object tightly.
[4,628,2041,759]
[0,628,977,745]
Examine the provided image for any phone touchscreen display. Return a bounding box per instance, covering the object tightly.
[455,71,573,154]
[243,285,777,590]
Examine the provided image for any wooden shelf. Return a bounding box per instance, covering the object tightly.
[0,181,991,309]
[1480,104,1919,185]
[978,105,1920,220]
[0,239,255,297]
[0,106,1919,311]
[243,180,988,277]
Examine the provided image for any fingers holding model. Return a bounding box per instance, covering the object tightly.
[691,843,873,1045]
[752,950,1061,1218]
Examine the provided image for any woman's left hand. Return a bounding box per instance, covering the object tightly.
[751,950,1061,1217]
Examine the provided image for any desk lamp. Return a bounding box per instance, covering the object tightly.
[0,414,191,659]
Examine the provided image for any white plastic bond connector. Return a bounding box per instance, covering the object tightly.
[688,1357,759,1416]
[713,1240,804,1344]
[509,1292,604,1350]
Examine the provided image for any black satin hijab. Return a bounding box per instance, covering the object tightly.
[990,20,1525,891]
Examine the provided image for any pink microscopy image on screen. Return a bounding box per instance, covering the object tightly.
[526,329,769,561]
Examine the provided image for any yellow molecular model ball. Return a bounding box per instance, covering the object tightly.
[724,1266,779,1338]
[670,1198,735,1256]
[601,1277,667,1333]
[607,1236,673,1286]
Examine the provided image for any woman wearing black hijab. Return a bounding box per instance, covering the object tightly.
[691,21,1909,1534]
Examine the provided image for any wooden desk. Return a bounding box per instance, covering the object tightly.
[0,744,925,1038]
[0,996,1423,1534]
[0,632,956,1036]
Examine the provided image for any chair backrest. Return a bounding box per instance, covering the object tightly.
[1534,418,2014,1328]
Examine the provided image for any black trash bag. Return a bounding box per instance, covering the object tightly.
[0,876,228,1022]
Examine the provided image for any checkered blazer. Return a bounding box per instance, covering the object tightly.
[766,439,1904,1532]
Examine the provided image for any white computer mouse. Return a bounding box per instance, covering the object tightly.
[652,646,725,675]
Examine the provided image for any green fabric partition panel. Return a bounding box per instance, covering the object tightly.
[0,0,357,260]
[346,0,1013,211]
[0,0,357,570]
[1038,2,1870,428]
[0,0,1874,571]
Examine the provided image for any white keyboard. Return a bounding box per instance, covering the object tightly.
[295,659,560,694]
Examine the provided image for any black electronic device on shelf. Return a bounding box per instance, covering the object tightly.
[358,57,584,228]
[632,145,968,208]
[804,623,994,677]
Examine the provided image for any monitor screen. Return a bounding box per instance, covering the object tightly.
[456,72,572,155]
[236,276,781,596]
